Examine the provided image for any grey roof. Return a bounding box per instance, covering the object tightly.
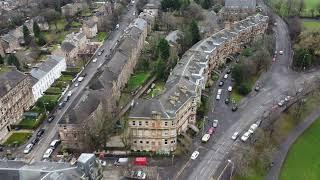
[225,0,257,10]
[131,18,147,31]
[0,68,27,97]
[0,160,81,180]
[165,30,181,46]
[107,50,129,76]
[130,14,268,119]
[89,68,115,90]
[30,55,65,81]
[60,90,102,124]
[77,153,95,164]
[61,42,76,53]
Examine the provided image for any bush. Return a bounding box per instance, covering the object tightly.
[237,83,252,95]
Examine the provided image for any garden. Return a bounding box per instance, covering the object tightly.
[4,132,32,147]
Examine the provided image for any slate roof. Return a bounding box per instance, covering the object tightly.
[0,68,27,97]
[61,42,76,53]
[131,18,147,31]
[225,0,257,10]
[129,14,268,119]
[30,55,65,81]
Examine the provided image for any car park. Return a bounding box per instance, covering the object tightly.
[248,124,258,134]
[191,151,199,160]
[228,86,232,92]
[36,129,45,137]
[24,144,33,154]
[43,148,53,159]
[241,131,251,142]
[225,98,230,104]
[47,115,55,123]
[212,119,219,128]
[31,137,39,145]
[223,74,228,79]
[50,139,61,149]
[231,132,239,140]
[219,81,224,86]
[207,127,214,135]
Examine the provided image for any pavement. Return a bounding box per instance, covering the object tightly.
[265,108,320,180]
[173,1,320,180]
[10,3,139,162]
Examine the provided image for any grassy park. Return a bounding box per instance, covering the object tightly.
[126,72,151,92]
[280,117,320,180]
[302,20,320,30]
[4,132,32,146]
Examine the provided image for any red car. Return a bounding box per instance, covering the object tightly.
[207,127,215,135]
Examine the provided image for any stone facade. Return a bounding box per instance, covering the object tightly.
[61,30,87,66]
[128,14,269,153]
[82,21,98,38]
[0,69,33,141]
[222,0,257,21]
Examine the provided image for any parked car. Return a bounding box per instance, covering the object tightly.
[241,131,251,142]
[232,105,238,111]
[255,85,260,91]
[191,151,199,160]
[43,148,53,159]
[31,137,40,145]
[248,124,258,134]
[231,132,239,140]
[201,134,210,143]
[284,96,291,102]
[92,58,97,63]
[212,119,219,128]
[228,86,232,92]
[116,24,120,29]
[47,115,55,123]
[207,127,215,135]
[50,139,61,149]
[77,76,84,82]
[24,144,33,154]
[75,83,79,87]
[36,129,45,137]
[278,100,285,107]
[217,89,222,95]
[216,94,221,100]
[279,50,284,55]
[219,81,224,86]
[225,98,230,104]
[224,74,228,79]
[226,69,231,74]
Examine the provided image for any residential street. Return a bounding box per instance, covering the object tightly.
[13,4,138,162]
[174,2,320,180]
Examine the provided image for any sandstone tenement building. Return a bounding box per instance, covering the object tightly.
[128,14,269,153]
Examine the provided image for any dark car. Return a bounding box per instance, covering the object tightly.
[0,145,3,152]
[232,105,238,112]
[31,137,40,145]
[225,98,230,104]
[36,129,45,137]
[226,69,231,74]
[47,115,55,123]
[219,81,224,86]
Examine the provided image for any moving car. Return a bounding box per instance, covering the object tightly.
[43,148,53,159]
[231,132,239,140]
[241,131,251,142]
[279,50,284,55]
[201,134,210,143]
[248,124,258,134]
[228,86,232,92]
[47,115,55,123]
[36,129,45,137]
[92,58,97,63]
[212,119,219,128]
[219,81,224,86]
[24,144,33,154]
[191,151,199,160]
[224,74,228,79]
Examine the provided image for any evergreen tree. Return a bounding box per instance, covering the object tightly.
[155,58,166,80]
[37,34,47,46]
[23,25,31,45]
[7,54,21,70]
[189,20,201,45]
[157,38,170,60]
[33,21,41,38]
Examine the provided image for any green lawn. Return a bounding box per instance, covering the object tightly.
[4,132,32,146]
[302,20,320,30]
[96,32,108,42]
[301,0,320,17]
[280,117,320,180]
[45,87,62,95]
[18,118,38,129]
[57,75,73,82]
[126,72,151,92]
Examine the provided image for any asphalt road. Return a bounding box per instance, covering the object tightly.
[13,4,138,162]
[175,2,320,180]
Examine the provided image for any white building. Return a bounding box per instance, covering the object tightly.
[30,55,66,102]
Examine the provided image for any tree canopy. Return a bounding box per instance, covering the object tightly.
[7,54,21,70]
[23,25,31,45]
